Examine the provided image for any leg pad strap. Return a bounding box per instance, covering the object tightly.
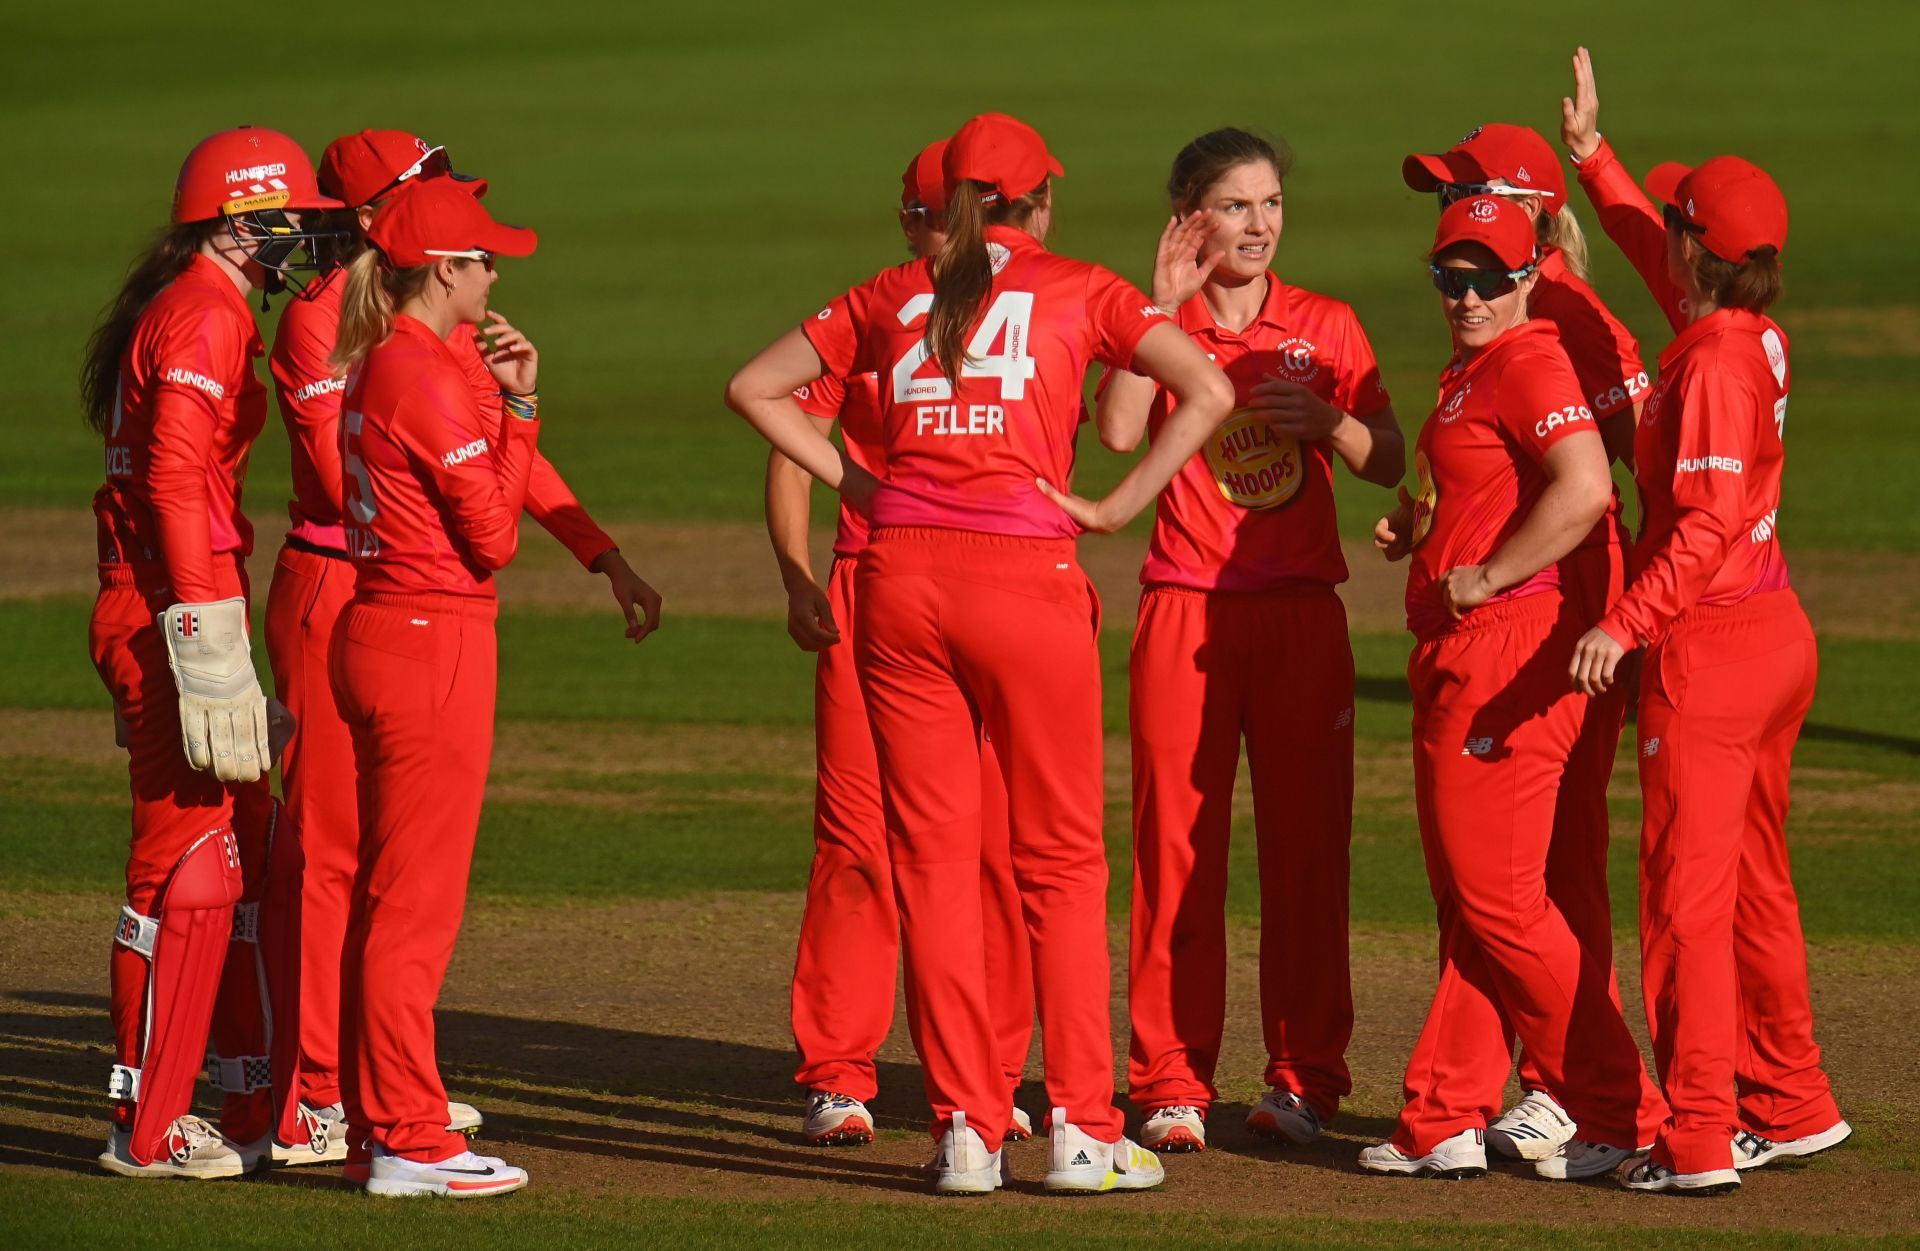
[206,1052,273,1094]
[108,1064,141,1101]
[230,901,260,944]
[115,907,159,959]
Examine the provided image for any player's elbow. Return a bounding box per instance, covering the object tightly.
[723,367,766,420]
[469,527,521,571]
[1097,418,1144,454]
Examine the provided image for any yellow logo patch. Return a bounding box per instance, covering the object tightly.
[1204,408,1304,510]
[1412,448,1437,546]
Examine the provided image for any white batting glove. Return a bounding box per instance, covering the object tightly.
[157,597,271,783]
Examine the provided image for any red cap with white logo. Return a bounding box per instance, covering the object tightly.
[319,130,489,209]
[173,127,342,223]
[902,139,950,212]
[1645,156,1787,262]
[944,113,1064,205]
[1431,194,1537,272]
[366,178,536,268]
[1402,123,1567,215]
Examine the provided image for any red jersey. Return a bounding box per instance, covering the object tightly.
[340,316,538,599]
[1406,321,1599,639]
[1126,277,1390,591]
[1572,138,1691,334]
[94,255,267,602]
[804,225,1170,537]
[272,265,614,566]
[793,369,886,557]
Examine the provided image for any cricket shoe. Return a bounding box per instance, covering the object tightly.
[1357,1128,1487,1179]
[1044,1107,1164,1193]
[365,1145,528,1198]
[1007,1106,1034,1142]
[1486,1090,1575,1161]
[98,1116,247,1180]
[1620,1153,1739,1195]
[1247,1089,1321,1145]
[1140,1105,1207,1153]
[930,1111,1007,1196]
[803,1091,874,1146]
[1732,1120,1852,1171]
[246,1101,349,1168]
[447,1101,484,1135]
[1536,1138,1639,1181]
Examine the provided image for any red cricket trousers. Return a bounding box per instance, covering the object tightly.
[855,528,1121,1150]
[331,591,498,1163]
[792,556,1034,1103]
[1126,584,1354,1120]
[1636,589,1840,1175]
[1514,543,1635,1096]
[1397,592,1665,1154]
[264,541,360,1112]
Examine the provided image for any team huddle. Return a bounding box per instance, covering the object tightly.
[83,45,1843,1200]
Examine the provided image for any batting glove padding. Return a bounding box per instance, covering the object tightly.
[158,597,271,783]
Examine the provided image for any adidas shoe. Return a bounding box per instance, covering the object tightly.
[1536,1138,1637,1181]
[1620,1153,1739,1195]
[365,1145,528,1198]
[1357,1128,1487,1179]
[447,1101,483,1135]
[1247,1089,1321,1145]
[1044,1107,1164,1193]
[803,1091,874,1146]
[1732,1120,1852,1171]
[98,1117,248,1180]
[1487,1090,1575,1161]
[1140,1105,1207,1153]
[1007,1106,1034,1143]
[930,1111,1006,1196]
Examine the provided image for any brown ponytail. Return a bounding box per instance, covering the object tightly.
[330,247,437,370]
[80,223,211,434]
[1691,245,1783,313]
[927,179,1049,382]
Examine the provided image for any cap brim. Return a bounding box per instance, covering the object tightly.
[289,192,347,211]
[1402,151,1479,192]
[1644,162,1691,206]
[449,172,490,199]
[1046,155,1065,177]
[480,222,537,258]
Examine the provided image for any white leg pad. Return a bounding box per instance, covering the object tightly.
[206,1052,273,1094]
[115,907,159,959]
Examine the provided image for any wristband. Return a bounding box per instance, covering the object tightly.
[503,389,538,422]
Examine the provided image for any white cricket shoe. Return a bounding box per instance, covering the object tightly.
[1536,1138,1638,1181]
[98,1116,247,1180]
[248,1100,349,1167]
[365,1145,528,1198]
[1620,1153,1739,1195]
[802,1091,874,1146]
[1140,1105,1207,1153]
[1007,1106,1034,1142]
[930,1111,1006,1196]
[1487,1090,1575,1161]
[1044,1107,1164,1193]
[1357,1128,1487,1179]
[447,1101,483,1135]
[1247,1089,1321,1144]
[1732,1120,1852,1171]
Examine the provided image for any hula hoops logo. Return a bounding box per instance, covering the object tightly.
[1203,408,1304,510]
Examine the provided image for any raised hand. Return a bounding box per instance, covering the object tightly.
[1562,46,1602,161]
[1151,210,1222,310]
[477,310,539,396]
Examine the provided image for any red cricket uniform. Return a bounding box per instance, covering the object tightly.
[1393,319,1666,1155]
[1119,277,1386,1122]
[264,266,613,1117]
[805,225,1169,1149]
[1578,139,1840,1175]
[787,371,1034,1105]
[1510,244,1648,1099]
[331,314,537,1163]
[89,254,295,1164]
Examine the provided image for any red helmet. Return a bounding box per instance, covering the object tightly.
[172,126,342,224]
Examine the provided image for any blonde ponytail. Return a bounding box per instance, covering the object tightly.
[330,247,437,371]
[1540,204,1591,282]
[926,179,1050,383]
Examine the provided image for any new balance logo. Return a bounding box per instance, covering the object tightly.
[1642,737,1661,757]
[1334,707,1354,729]
[1461,737,1494,756]
[1069,1150,1092,1166]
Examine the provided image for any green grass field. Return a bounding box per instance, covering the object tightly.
[3,0,1918,1246]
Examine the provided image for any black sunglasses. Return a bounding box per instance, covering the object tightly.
[1428,263,1531,301]
[1662,202,1706,236]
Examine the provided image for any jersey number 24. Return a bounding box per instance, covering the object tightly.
[890,292,1036,403]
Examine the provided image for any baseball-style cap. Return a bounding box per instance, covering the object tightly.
[902,139,950,212]
[1402,123,1567,215]
[944,113,1063,204]
[318,129,489,208]
[366,178,536,267]
[173,127,343,223]
[1645,156,1787,261]
[1431,194,1536,271]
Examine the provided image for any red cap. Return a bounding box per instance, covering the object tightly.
[173,127,342,223]
[366,178,536,268]
[1645,156,1787,261]
[902,139,950,212]
[1402,123,1567,215]
[318,130,489,208]
[943,113,1063,204]
[1431,194,1537,272]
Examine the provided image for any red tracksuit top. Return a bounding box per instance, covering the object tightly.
[94,255,266,602]
[1575,139,1793,647]
[272,265,613,566]
[793,370,886,558]
[340,315,538,599]
[803,225,1170,538]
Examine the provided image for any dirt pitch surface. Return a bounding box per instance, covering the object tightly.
[2,891,1915,1238]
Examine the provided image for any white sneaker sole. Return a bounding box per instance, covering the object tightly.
[933,1167,1003,1195]
[365,1172,528,1198]
[1358,1152,1486,1180]
[1623,1167,1740,1195]
[97,1150,246,1181]
[1735,1120,1852,1171]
